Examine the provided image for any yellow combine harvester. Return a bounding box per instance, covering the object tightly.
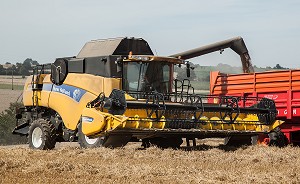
[13,37,283,149]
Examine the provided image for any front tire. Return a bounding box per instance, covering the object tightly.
[77,121,105,148]
[28,119,57,150]
[77,117,132,148]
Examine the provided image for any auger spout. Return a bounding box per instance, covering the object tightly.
[169,37,254,73]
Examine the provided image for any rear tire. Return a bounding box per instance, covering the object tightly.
[28,119,57,150]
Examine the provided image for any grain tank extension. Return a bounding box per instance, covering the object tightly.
[13,37,283,149]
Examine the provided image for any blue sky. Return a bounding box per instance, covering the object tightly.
[0,0,299,68]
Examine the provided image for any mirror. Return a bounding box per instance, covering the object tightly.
[116,57,122,73]
[117,63,122,73]
[186,62,190,78]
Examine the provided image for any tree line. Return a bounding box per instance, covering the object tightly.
[0,58,39,77]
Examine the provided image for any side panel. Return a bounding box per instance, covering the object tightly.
[81,108,106,135]
[49,73,120,130]
[48,90,96,130]
[103,77,121,96]
[23,75,34,106]
[23,73,121,131]
[210,70,300,120]
[23,75,51,107]
[210,70,300,144]
[47,73,121,130]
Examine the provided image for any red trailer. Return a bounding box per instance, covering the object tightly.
[210,69,300,145]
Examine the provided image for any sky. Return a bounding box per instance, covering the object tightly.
[0,0,299,68]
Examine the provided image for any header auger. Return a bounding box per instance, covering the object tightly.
[13,37,283,149]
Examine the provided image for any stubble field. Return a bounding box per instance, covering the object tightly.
[1,142,300,184]
[0,75,25,112]
[1,76,300,183]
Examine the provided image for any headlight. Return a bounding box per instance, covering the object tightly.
[130,55,150,61]
[82,116,94,123]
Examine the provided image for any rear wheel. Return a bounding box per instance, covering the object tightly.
[28,119,57,150]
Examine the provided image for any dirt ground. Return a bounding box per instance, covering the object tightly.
[0,75,27,85]
[0,75,25,112]
[0,140,300,184]
[0,89,23,113]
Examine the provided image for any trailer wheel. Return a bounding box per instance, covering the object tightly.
[28,119,57,150]
[224,135,257,147]
[268,127,288,147]
[77,122,131,148]
[144,137,183,149]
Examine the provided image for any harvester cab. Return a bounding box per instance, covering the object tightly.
[13,37,284,150]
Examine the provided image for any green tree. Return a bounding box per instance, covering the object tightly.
[274,64,284,69]
[20,66,30,76]
[0,65,4,75]
[176,67,197,81]
[18,58,40,76]
[266,66,272,71]
[23,58,38,69]
[0,102,27,145]
[273,64,288,70]
[23,58,32,70]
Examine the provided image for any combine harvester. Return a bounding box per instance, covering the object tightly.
[13,37,283,149]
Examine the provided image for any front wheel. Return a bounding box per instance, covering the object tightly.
[28,119,57,150]
[77,121,131,148]
[77,121,105,148]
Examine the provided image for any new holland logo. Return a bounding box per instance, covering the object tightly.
[73,89,81,102]
[43,84,86,103]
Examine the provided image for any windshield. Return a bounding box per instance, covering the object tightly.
[123,62,171,94]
